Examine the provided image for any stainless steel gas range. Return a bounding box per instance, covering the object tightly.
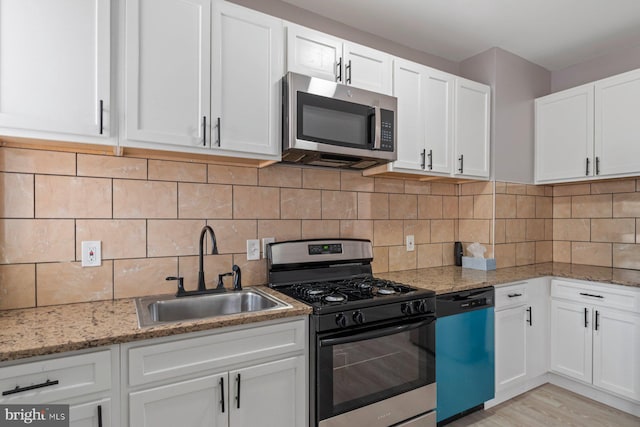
[267,239,437,427]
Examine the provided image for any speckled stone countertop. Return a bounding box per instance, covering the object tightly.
[1,264,638,363]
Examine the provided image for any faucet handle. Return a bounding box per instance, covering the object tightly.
[232,264,242,291]
[166,276,185,297]
[217,272,233,290]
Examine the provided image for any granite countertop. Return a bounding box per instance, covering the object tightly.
[1,263,638,363]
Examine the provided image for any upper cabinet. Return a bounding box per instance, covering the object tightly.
[535,68,640,184]
[286,23,393,95]
[122,0,282,160]
[0,0,112,144]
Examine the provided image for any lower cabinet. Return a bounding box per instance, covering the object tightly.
[70,398,112,427]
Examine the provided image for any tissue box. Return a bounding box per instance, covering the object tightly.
[462,256,496,271]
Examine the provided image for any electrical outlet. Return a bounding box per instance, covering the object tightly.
[262,237,275,259]
[247,239,260,260]
[81,241,102,267]
[406,235,415,252]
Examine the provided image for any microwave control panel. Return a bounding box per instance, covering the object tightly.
[379,109,394,152]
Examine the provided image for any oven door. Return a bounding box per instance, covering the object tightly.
[315,315,436,427]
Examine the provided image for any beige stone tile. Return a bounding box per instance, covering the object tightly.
[358,193,389,219]
[459,196,474,219]
[613,244,640,269]
[460,181,492,195]
[258,164,302,188]
[591,179,636,194]
[301,220,340,239]
[281,188,321,219]
[516,195,536,218]
[179,183,232,219]
[418,195,443,219]
[35,175,111,218]
[208,164,257,185]
[206,220,257,254]
[77,154,146,179]
[505,183,527,195]
[417,244,443,268]
[114,180,177,218]
[591,218,636,243]
[302,169,340,190]
[637,219,640,243]
[233,186,280,219]
[258,220,301,242]
[114,257,178,298]
[494,219,506,244]
[494,182,507,194]
[341,171,374,192]
[535,241,553,263]
[0,264,35,309]
[340,220,373,241]
[37,261,113,305]
[536,197,553,218]
[431,219,454,243]
[553,196,572,219]
[388,246,416,271]
[572,194,612,218]
[613,193,640,217]
[0,147,75,175]
[148,220,205,257]
[322,191,357,219]
[495,194,516,219]
[373,220,404,246]
[553,219,591,241]
[459,219,491,243]
[516,242,536,266]
[178,254,234,291]
[474,194,493,219]
[404,181,431,195]
[526,219,545,241]
[232,254,268,286]
[1,173,33,217]
[505,219,526,243]
[149,159,207,183]
[544,219,554,240]
[553,183,591,197]
[389,194,417,219]
[404,220,430,244]
[526,185,546,196]
[443,242,456,265]
[495,244,516,268]
[76,220,146,260]
[572,242,612,267]
[374,177,404,193]
[553,241,571,263]
[431,183,457,196]
[544,186,554,197]
[371,246,389,274]
[1,219,74,263]
[443,196,458,219]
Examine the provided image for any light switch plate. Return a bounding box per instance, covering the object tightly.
[81,240,102,267]
[406,235,415,252]
[247,239,260,260]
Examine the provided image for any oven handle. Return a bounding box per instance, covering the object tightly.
[320,316,435,347]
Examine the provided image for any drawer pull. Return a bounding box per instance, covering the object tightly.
[507,293,523,298]
[584,308,588,328]
[235,373,241,409]
[579,292,604,299]
[2,379,59,396]
[220,377,225,413]
[97,404,103,427]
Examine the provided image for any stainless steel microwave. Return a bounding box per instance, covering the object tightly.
[282,72,397,170]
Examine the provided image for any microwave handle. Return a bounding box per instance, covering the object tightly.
[372,105,382,150]
[320,316,435,347]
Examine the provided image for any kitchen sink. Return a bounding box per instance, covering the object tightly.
[135,288,291,327]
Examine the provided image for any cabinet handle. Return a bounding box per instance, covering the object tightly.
[2,379,59,396]
[579,292,603,299]
[202,116,207,146]
[216,117,221,147]
[346,59,352,84]
[420,149,426,169]
[427,149,433,170]
[585,157,590,175]
[99,100,104,135]
[595,310,600,331]
[458,154,464,173]
[507,293,522,298]
[526,306,532,326]
[97,404,103,427]
[584,307,588,328]
[595,156,600,175]
[235,373,241,409]
[219,377,225,413]
[336,57,342,82]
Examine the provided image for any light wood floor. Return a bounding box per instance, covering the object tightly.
[446,384,640,427]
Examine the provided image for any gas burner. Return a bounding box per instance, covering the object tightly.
[324,294,346,303]
[307,289,324,296]
[377,288,396,295]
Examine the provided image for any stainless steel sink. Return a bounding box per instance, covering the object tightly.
[135,288,291,327]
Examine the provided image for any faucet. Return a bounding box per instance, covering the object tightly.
[197,225,218,292]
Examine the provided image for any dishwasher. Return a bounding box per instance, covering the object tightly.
[436,286,495,425]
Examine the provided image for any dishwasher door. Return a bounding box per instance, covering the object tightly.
[436,287,495,425]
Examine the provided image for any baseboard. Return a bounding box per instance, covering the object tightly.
[485,374,550,409]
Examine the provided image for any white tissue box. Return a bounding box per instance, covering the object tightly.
[462,256,496,271]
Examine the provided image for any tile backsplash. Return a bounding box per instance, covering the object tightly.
[1,146,639,310]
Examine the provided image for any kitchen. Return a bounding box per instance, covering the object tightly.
[1,0,640,426]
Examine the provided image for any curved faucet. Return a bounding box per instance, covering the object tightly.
[198,225,218,292]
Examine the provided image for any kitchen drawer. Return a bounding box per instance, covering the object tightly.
[495,282,528,310]
[125,319,305,387]
[551,279,640,312]
[0,350,112,404]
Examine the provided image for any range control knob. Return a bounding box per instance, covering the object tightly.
[414,300,426,313]
[352,311,365,324]
[335,313,347,328]
[401,303,413,316]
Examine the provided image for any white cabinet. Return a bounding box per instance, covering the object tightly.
[550,279,640,402]
[286,23,392,95]
[70,398,112,427]
[0,0,112,144]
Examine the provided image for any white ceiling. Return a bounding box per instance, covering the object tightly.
[281,0,640,70]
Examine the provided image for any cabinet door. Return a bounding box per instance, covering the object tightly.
[392,59,425,171]
[592,308,640,401]
[212,1,283,156]
[424,68,454,175]
[594,69,640,178]
[69,399,111,427]
[453,78,490,178]
[286,23,341,82]
[229,356,305,427]
[495,306,527,391]
[343,42,392,95]
[535,85,594,183]
[525,279,549,379]
[0,0,110,138]
[125,0,211,147]
[550,300,592,384]
[129,374,227,427]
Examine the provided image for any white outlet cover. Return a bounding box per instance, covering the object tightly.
[262,237,275,258]
[81,240,102,267]
[406,235,415,252]
[247,239,260,260]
